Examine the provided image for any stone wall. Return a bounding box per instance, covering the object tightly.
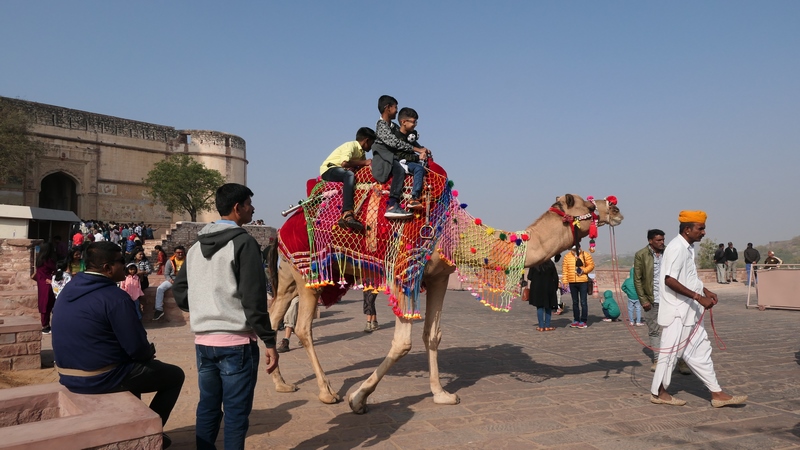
[0,96,248,227]
[0,239,40,318]
[0,316,42,371]
[149,222,276,256]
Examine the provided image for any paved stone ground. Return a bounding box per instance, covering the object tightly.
[42,283,800,449]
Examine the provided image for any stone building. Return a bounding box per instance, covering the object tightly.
[0,96,247,231]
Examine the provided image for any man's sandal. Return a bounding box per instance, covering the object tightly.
[650,395,686,406]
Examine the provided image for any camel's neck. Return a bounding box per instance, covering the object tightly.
[523,212,589,267]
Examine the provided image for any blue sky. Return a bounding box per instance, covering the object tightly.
[2,1,798,254]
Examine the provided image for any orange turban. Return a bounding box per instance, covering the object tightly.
[678,210,707,223]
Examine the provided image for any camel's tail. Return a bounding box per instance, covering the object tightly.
[268,242,279,298]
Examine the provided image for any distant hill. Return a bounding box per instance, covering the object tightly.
[757,235,800,264]
[594,235,800,268]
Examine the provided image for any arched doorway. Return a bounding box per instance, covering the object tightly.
[39,172,78,214]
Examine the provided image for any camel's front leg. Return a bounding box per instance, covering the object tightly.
[422,276,460,405]
[348,316,413,414]
[294,292,340,404]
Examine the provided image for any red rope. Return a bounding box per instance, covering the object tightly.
[605,227,726,353]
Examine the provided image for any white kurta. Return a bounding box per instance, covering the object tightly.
[651,234,721,395]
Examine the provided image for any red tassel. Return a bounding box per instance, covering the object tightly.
[589,222,598,239]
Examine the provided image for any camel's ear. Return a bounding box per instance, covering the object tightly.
[564,194,575,208]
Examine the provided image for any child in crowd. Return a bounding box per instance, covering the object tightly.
[600,290,621,322]
[276,296,299,353]
[120,262,144,319]
[621,267,643,326]
[362,278,379,332]
[394,107,431,210]
[319,127,376,232]
[371,95,429,219]
[50,260,72,299]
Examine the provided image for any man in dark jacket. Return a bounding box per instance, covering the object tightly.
[713,244,727,284]
[173,183,278,450]
[743,243,760,286]
[52,242,184,447]
[724,242,739,282]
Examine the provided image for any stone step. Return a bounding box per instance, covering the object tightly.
[0,290,39,317]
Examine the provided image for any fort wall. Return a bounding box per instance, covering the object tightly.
[0,97,248,229]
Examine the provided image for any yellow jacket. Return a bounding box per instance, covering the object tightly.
[561,250,595,284]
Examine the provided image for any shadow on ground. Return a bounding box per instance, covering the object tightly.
[290,343,640,448]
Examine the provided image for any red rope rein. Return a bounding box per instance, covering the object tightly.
[606,227,726,353]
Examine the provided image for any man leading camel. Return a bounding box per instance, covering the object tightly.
[650,210,746,407]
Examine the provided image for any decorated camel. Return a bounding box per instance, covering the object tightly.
[268,161,624,413]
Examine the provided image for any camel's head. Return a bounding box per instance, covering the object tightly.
[590,196,624,227]
[552,194,595,218]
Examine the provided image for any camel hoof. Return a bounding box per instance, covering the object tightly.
[348,392,368,414]
[433,391,460,405]
[319,391,341,404]
[275,383,298,393]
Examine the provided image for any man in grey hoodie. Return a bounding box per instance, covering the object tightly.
[173,183,278,450]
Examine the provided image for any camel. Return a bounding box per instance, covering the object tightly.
[267,193,623,413]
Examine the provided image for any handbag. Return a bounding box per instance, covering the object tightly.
[522,288,530,301]
[141,275,150,290]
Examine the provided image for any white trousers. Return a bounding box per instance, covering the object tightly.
[651,316,721,395]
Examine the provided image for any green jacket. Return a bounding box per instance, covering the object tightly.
[621,267,639,300]
[633,245,655,306]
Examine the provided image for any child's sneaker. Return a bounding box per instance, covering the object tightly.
[569,321,579,328]
[407,199,424,211]
[601,318,612,322]
[385,205,412,219]
[636,322,645,326]
[577,322,588,328]
[630,322,635,326]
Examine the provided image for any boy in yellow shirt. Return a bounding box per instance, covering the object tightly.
[319,127,376,232]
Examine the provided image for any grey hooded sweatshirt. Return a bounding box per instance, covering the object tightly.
[173,222,275,347]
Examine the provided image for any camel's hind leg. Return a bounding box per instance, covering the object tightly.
[268,261,300,393]
[422,273,460,405]
[268,261,340,403]
[348,316,413,414]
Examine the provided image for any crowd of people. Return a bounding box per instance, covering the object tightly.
[32,221,169,335]
[524,212,748,409]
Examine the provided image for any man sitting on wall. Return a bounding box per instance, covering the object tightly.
[52,241,185,448]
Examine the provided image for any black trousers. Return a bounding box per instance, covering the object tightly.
[112,359,185,426]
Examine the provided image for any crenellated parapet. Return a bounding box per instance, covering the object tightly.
[1,97,246,151]
[0,96,249,226]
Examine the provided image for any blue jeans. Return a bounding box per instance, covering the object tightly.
[196,342,260,450]
[569,282,589,323]
[155,280,172,311]
[133,299,142,320]
[536,307,551,328]
[745,263,757,285]
[321,167,356,212]
[406,161,425,198]
[627,298,642,323]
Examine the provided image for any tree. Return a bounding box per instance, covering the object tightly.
[144,154,225,221]
[0,99,50,183]
[697,237,718,269]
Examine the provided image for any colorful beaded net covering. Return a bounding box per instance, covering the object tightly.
[277,160,529,319]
